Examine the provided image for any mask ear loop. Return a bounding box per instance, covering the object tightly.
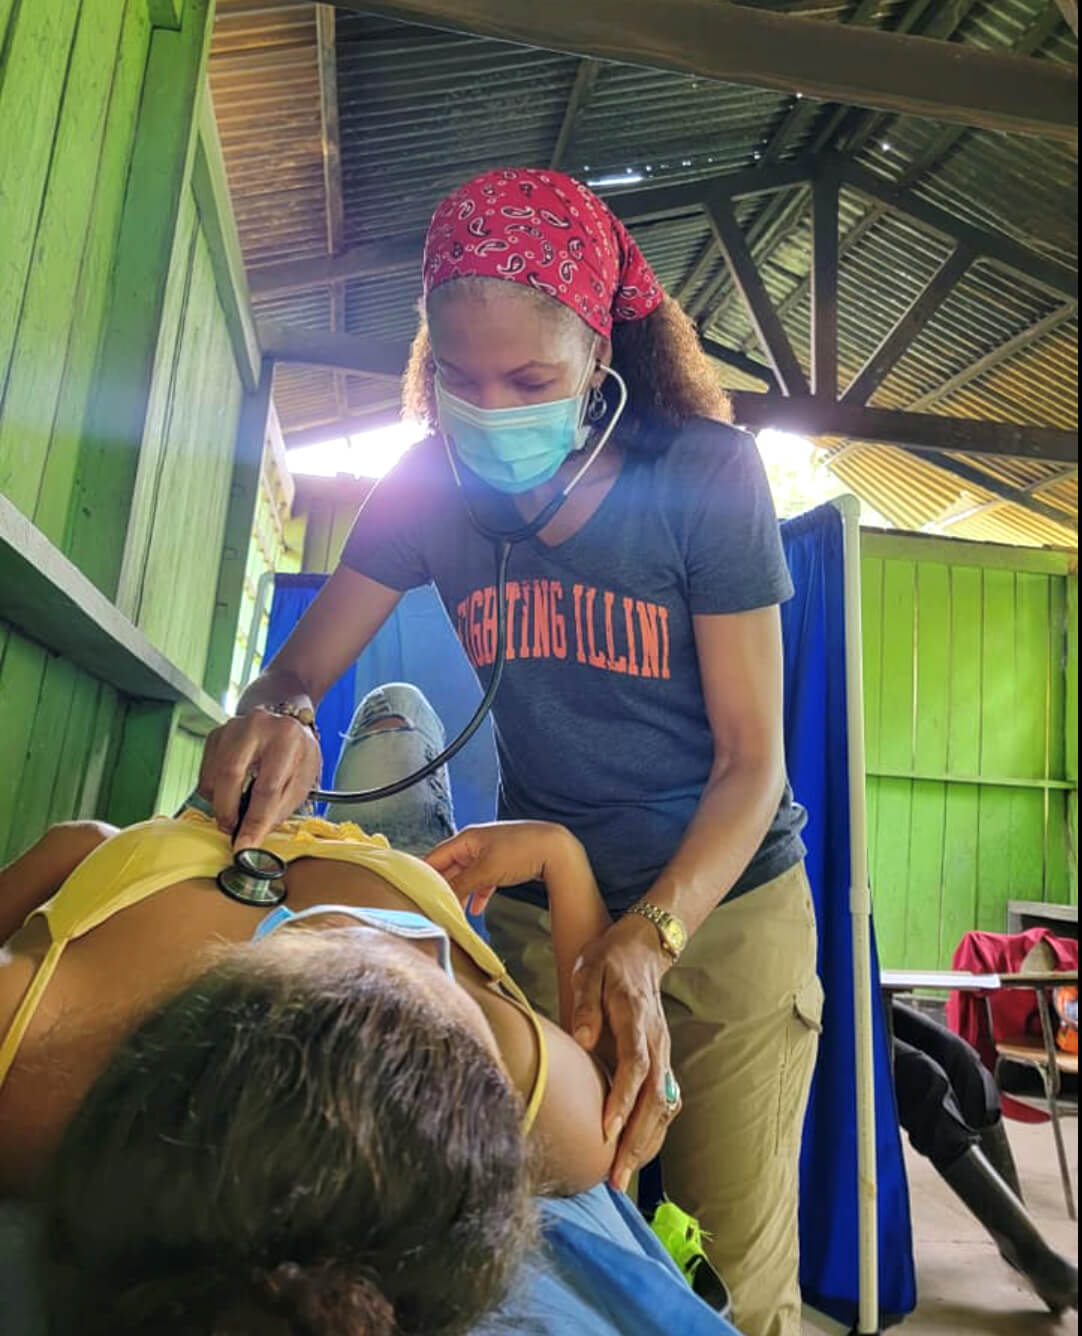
[558,361,628,502]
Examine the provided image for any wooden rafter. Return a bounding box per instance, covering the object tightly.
[338,0,1078,141]
[729,392,1078,464]
[840,243,975,406]
[907,304,1079,413]
[706,196,809,396]
[550,58,600,170]
[248,238,421,301]
[257,322,412,377]
[919,453,1078,535]
[315,4,348,416]
[1055,0,1078,38]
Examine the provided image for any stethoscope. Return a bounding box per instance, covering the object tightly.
[218,365,628,908]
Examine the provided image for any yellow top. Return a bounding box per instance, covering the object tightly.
[0,813,548,1128]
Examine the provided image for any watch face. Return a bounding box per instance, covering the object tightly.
[666,919,688,953]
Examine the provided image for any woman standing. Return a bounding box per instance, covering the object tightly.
[199,167,822,1336]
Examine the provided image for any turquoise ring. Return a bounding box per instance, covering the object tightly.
[664,1070,681,1110]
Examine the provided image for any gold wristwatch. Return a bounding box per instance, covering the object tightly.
[626,900,688,964]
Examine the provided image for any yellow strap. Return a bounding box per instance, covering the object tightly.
[0,940,66,1088]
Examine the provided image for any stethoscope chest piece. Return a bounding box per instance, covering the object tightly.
[218,848,288,907]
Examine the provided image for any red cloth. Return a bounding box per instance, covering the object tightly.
[422,168,663,336]
[947,928,1078,1123]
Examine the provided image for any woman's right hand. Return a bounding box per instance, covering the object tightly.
[198,709,323,849]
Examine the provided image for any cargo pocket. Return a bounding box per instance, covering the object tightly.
[776,975,825,1153]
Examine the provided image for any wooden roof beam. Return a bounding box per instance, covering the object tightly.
[841,243,975,406]
[258,322,411,377]
[342,0,1078,141]
[730,393,1079,464]
[550,58,600,170]
[839,159,1079,299]
[706,196,809,397]
[919,452,1078,535]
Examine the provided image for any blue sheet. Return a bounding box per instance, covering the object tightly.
[264,501,917,1326]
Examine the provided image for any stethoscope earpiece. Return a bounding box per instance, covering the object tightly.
[217,847,288,907]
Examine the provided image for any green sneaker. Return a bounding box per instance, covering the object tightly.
[650,1198,732,1316]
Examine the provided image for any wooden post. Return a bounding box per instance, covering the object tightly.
[811,167,839,401]
[706,195,809,397]
[65,0,215,597]
[203,358,275,706]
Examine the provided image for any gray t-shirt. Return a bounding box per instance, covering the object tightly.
[341,417,806,914]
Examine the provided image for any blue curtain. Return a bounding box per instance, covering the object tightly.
[264,506,917,1326]
[780,504,915,1326]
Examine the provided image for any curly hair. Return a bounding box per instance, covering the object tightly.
[402,283,730,453]
[42,930,535,1336]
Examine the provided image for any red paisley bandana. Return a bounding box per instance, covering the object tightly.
[422,168,663,337]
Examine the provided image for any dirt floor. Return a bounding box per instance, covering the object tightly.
[805,1118,1079,1335]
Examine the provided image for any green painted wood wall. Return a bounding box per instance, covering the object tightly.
[862,534,1077,969]
[0,0,268,855]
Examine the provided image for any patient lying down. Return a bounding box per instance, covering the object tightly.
[0,814,689,1335]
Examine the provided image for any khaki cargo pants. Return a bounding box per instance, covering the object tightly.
[486,861,823,1336]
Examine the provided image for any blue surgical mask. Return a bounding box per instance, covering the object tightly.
[436,358,597,495]
[253,903,455,977]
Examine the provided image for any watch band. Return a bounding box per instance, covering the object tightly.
[626,900,687,964]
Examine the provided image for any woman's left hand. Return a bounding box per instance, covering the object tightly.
[570,914,680,1192]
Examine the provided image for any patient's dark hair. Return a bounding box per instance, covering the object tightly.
[41,930,534,1335]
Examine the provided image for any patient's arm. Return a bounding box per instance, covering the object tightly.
[0,821,117,943]
[426,822,611,1030]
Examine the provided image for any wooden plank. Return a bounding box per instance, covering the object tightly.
[115,189,199,624]
[860,555,884,772]
[1015,573,1052,783]
[341,0,1079,142]
[0,0,82,403]
[248,237,421,300]
[977,786,1013,931]
[46,672,106,825]
[104,701,179,825]
[191,86,261,390]
[0,0,130,518]
[706,196,809,397]
[33,0,154,548]
[0,492,226,726]
[146,0,183,27]
[939,784,980,965]
[1007,788,1046,903]
[810,169,839,401]
[66,0,215,598]
[258,322,413,378]
[75,684,125,819]
[5,653,80,857]
[550,58,600,170]
[979,569,1016,782]
[871,776,913,968]
[698,337,775,387]
[840,160,1079,300]
[1064,573,1078,907]
[906,780,947,969]
[866,768,1074,792]
[1044,790,1071,905]
[861,531,1073,576]
[914,562,950,774]
[730,393,1079,464]
[947,566,983,777]
[316,4,345,255]
[840,245,975,407]
[0,634,48,861]
[610,160,813,223]
[0,0,17,53]
[878,559,916,775]
[157,726,206,818]
[204,358,274,703]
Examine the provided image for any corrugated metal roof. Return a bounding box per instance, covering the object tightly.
[208,0,1078,547]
